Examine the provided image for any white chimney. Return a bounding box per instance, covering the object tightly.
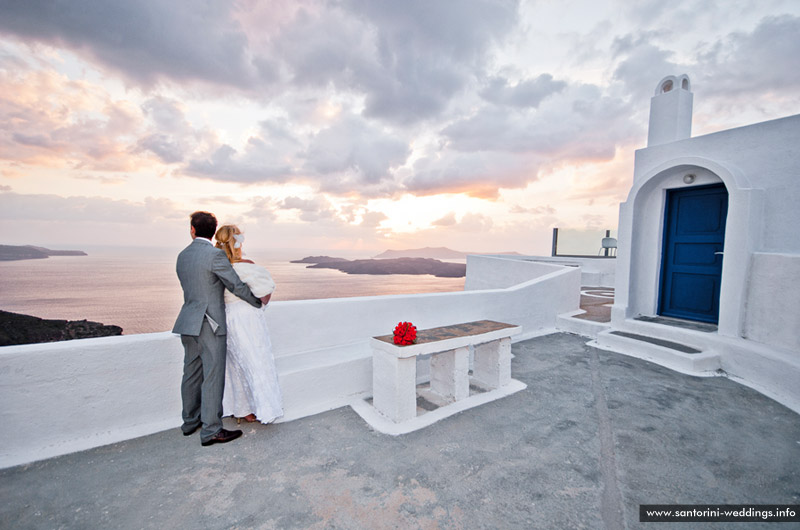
[647,74,693,146]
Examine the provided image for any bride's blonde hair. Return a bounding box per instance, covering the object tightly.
[215,224,243,263]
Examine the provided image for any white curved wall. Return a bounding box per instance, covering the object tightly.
[466,255,615,289]
[0,255,580,469]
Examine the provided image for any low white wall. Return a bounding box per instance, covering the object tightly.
[467,255,615,289]
[0,332,184,468]
[743,253,800,352]
[0,256,580,469]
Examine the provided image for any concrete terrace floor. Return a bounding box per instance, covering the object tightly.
[2,332,799,530]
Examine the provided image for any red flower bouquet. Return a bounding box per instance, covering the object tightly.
[393,321,417,346]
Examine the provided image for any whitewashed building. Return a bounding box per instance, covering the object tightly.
[597,74,800,410]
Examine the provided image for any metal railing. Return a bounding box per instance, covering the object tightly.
[551,228,617,258]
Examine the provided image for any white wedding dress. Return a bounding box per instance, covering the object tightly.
[222,262,284,424]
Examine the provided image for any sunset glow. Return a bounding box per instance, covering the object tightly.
[1,1,799,254]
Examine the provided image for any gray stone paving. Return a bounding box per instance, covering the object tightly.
[1,332,798,529]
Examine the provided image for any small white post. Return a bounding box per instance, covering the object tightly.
[472,338,512,389]
[430,346,470,402]
[372,349,417,422]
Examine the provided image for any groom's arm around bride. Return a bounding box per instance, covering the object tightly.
[172,210,261,446]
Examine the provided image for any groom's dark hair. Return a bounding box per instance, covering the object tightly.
[190,211,218,239]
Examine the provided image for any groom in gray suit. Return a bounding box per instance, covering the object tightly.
[173,211,264,446]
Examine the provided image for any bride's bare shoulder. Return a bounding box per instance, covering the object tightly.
[236,259,256,264]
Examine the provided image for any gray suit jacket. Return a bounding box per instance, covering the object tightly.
[172,239,261,336]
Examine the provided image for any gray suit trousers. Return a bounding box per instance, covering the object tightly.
[180,319,227,441]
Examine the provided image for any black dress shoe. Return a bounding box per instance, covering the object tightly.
[182,424,201,436]
[201,428,243,446]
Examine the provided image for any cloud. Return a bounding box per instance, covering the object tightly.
[0,0,521,127]
[341,0,521,123]
[266,5,372,90]
[0,0,264,90]
[510,204,555,215]
[0,192,152,222]
[0,68,146,170]
[143,197,185,220]
[74,173,129,185]
[244,196,278,221]
[141,97,190,132]
[280,195,336,222]
[359,210,387,228]
[695,15,800,97]
[406,150,537,198]
[0,189,187,226]
[612,38,678,102]
[249,0,522,124]
[443,82,640,156]
[302,115,410,191]
[180,116,301,183]
[608,14,800,109]
[184,138,295,184]
[409,81,641,197]
[137,134,185,164]
[433,212,457,226]
[456,212,493,232]
[580,213,609,230]
[430,211,492,232]
[480,74,567,108]
[12,133,59,148]
[134,97,202,164]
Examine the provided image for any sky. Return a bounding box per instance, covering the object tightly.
[1,0,798,255]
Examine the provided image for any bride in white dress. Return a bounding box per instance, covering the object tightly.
[214,224,283,424]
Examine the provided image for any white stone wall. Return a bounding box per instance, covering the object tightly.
[465,254,615,289]
[743,253,800,352]
[0,332,185,469]
[0,256,580,469]
[615,113,800,343]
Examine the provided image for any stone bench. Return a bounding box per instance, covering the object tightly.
[370,320,521,423]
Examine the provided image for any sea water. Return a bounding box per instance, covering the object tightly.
[0,247,465,335]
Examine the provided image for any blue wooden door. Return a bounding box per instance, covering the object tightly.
[659,184,728,323]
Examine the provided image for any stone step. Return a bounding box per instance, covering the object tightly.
[555,310,610,339]
[274,342,372,422]
[276,341,370,375]
[590,328,721,375]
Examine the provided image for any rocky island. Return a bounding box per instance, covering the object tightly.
[295,256,466,278]
[0,245,87,261]
[0,310,123,346]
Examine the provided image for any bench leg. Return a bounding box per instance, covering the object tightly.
[472,338,512,389]
[372,350,417,422]
[430,346,470,402]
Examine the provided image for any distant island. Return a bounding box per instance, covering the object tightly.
[0,245,87,261]
[0,310,122,347]
[294,256,466,278]
[290,256,350,264]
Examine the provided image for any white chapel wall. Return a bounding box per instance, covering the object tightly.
[617,113,800,347]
